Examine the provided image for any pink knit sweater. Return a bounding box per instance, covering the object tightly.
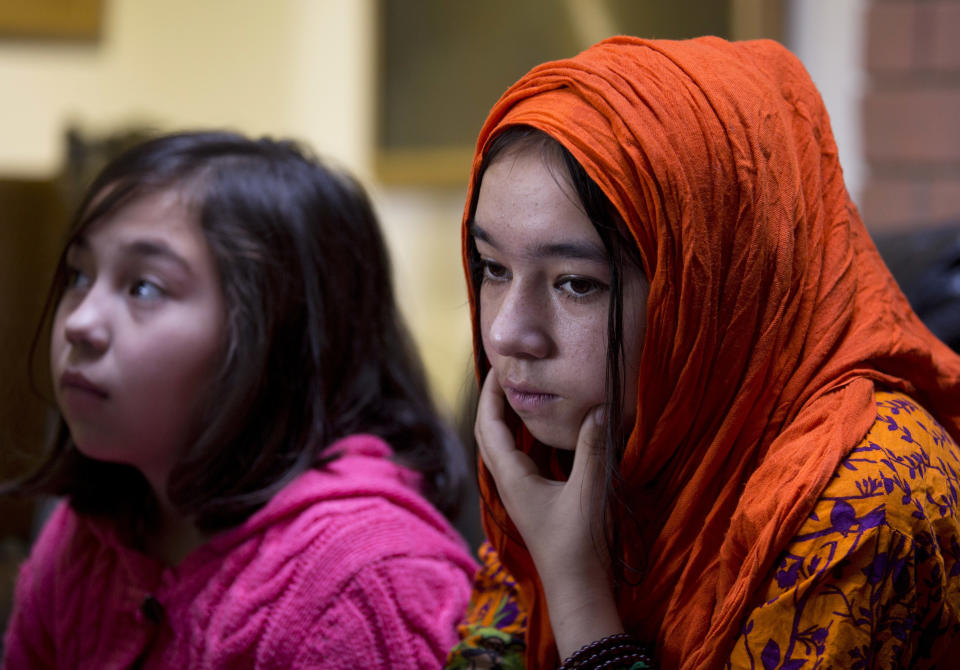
[2,435,477,669]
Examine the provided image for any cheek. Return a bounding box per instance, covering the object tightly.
[477,290,496,357]
[551,315,610,411]
[49,305,69,376]
[49,310,64,359]
[560,312,608,363]
[583,343,611,404]
[127,321,222,393]
[117,337,222,450]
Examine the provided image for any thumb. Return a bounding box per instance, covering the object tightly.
[475,368,539,489]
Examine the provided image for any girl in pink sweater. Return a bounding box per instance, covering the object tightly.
[2,132,476,669]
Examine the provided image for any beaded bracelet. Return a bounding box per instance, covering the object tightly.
[558,633,656,669]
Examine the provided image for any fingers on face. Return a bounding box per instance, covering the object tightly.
[475,371,501,444]
[570,405,607,494]
[476,369,503,420]
[475,369,514,478]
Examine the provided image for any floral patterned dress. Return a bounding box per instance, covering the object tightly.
[446,391,960,669]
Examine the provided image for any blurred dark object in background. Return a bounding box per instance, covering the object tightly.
[62,126,156,211]
[874,224,960,353]
[0,125,154,638]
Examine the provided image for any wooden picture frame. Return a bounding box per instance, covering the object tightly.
[375,0,783,186]
[0,0,104,40]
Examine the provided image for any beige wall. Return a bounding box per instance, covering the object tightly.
[0,1,871,412]
[0,0,372,178]
[0,0,473,411]
[787,0,866,206]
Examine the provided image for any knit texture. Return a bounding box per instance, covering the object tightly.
[2,434,477,669]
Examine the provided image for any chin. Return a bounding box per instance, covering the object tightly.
[71,435,126,465]
[73,444,113,463]
[525,422,577,451]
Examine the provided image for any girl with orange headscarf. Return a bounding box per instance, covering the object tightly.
[445,36,960,670]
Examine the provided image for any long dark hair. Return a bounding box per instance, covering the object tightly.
[15,131,465,539]
[466,126,645,581]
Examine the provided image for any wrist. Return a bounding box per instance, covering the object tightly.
[535,550,611,603]
[539,562,623,660]
[558,633,655,670]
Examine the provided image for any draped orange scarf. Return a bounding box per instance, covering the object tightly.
[461,36,960,669]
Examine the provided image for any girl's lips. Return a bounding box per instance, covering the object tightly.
[503,385,559,413]
[58,371,109,417]
[60,371,108,398]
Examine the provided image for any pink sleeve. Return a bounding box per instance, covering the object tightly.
[292,556,473,669]
[1,504,71,669]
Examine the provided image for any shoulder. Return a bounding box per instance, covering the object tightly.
[6,501,79,624]
[756,390,960,598]
[20,500,102,584]
[827,390,960,539]
[195,442,477,668]
[21,499,143,601]
[729,391,960,668]
[198,434,477,629]
[2,501,122,667]
[285,552,475,668]
[268,474,476,578]
[257,434,474,570]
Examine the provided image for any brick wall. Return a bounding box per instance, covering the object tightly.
[862,0,960,231]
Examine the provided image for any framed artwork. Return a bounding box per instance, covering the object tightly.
[0,0,103,40]
[375,0,783,185]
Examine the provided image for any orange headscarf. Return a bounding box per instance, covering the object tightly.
[461,36,960,669]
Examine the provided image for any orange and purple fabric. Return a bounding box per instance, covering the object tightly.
[457,36,960,669]
[447,391,960,668]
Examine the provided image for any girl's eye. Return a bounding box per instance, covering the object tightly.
[130,279,164,299]
[65,267,91,291]
[557,276,606,300]
[481,259,509,282]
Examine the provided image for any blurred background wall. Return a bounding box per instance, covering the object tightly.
[1,0,958,627]
[0,0,870,418]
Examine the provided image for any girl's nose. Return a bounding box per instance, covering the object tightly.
[62,291,110,355]
[486,285,553,360]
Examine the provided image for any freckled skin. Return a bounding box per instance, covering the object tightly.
[474,148,648,450]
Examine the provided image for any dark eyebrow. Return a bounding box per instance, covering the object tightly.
[469,221,608,264]
[71,234,193,275]
[122,239,193,275]
[67,236,90,253]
